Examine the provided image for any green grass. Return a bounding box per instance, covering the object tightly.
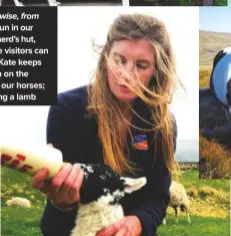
[214,0,227,5]
[158,215,230,236]
[1,166,46,207]
[178,0,228,5]
[179,170,230,192]
[1,166,46,236]
[1,166,230,236]
[158,169,230,235]
[1,208,44,236]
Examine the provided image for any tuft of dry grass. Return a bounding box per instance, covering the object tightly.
[199,186,218,197]
[199,135,231,179]
[199,66,212,88]
[187,199,228,218]
[198,185,230,209]
[187,187,198,199]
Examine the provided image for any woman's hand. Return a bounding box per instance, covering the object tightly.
[31,162,84,209]
[96,216,142,236]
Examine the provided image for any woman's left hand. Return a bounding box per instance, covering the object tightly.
[96,216,142,236]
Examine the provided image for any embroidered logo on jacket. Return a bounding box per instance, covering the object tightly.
[133,134,148,150]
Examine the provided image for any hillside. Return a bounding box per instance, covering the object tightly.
[199,31,231,66]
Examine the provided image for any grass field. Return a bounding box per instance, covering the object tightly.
[158,168,230,235]
[199,31,231,179]
[1,166,230,236]
[169,0,227,5]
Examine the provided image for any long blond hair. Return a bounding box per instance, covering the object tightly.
[88,14,180,175]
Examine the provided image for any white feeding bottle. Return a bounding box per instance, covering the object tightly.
[0,143,63,179]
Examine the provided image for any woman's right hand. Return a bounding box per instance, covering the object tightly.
[31,163,84,210]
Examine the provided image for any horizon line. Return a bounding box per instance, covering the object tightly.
[199,29,231,34]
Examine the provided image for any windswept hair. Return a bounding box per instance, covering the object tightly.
[88,13,181,175]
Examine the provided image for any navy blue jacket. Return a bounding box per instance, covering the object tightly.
[40,85,177,236]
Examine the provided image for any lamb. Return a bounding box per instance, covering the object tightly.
[163,181,190,224]
[5,197,31,208]
[70,164,147,236]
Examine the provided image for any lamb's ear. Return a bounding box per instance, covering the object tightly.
[121,177,147,194]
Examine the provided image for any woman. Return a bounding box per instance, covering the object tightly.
[32,13,179,236]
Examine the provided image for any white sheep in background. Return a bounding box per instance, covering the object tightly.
[163,181,191,224]
[5,197,31,208]
[70,164,147,236]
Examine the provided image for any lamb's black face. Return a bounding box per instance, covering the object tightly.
[79,164,126,204]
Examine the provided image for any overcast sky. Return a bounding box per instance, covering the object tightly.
[0,7,199,147]
[199,0,231,33]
